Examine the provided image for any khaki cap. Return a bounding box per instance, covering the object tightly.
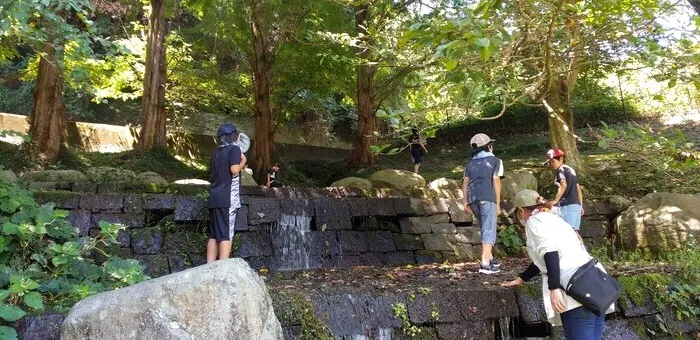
[514,189,541,208]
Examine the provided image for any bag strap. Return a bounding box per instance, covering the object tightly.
[566,259,597,291]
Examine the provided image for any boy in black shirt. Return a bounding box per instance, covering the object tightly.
[544,148,583,230]
[207,123,246,263]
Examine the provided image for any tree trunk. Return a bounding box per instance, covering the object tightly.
[250,0,274,180]
[29,42,66,163]
[349,3,377,166]
[138,0,167,150]
[543,76,581,170]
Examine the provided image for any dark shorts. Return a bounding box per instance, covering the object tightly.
[411,148,422,164]
[208,207,237,242]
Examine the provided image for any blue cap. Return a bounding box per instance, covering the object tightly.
[217,123,237,137]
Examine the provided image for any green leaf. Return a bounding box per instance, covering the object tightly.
[0,326,17,340]
[23,292,43,310]
[0,304,26,322]
[479,47,492,61]
[597,139,609,149]
[31,253,47,267]
[477,38,490,48]
[0,291,9,302]
[445,60,458,71]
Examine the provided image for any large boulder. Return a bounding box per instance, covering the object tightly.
[369,169,426,190]
[137,171,169,192]
[615,192,700,254]
[2,169,17,182]
[501,171,538,201]
[61,258,283,340]
[86,167,137,184]
[331,177,372,190]
[241,170,258,186]
[428,177,462,190]
[20,170,87,183]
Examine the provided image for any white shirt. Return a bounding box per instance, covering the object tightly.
[525,210,615,326]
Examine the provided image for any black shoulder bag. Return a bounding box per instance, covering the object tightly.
[565,259,621,316]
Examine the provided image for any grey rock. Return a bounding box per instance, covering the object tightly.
[20,169,88,183]
[143,194,175,210]
[79,194,124,212]
[134,254,171,277]
[447,200,472,223]
[393,234,424,251]
[381,251,415,265]
[249,198,281,225]
[415,250,445,264]
[400,214,450,234]
[131,228,164,255]
[436,322,491,340]
[13,313,64,340]
[515,282,547,324]
[123,194,144,214]
[86,166,137,184]
[71,182,97,193]
[174,196,206,221]
[61,259,283,340]
[97,182,126,194]
[2,169,17,182]
[378,220,401,233]
[420,199,450,216]
[455,227,482,244]
[366,198,396,216]
[305,231,341,256]
[69,210,92,236]
[619,295,659,318]
[353,217,379,231]
[601,319,643,340]
[421,234,478,261]
[367,230,397,252]
[236,205,250,231]
[314,198,351,230]
[368,169,426,189]
[91,213,145,229]
[279,199,313,216]
[235,232,273,258]
[330,177,372,190]
[346,198,369,217]
[338,231,369,252]
[431,223,457,234]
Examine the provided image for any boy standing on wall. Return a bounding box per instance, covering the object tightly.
[545,148,584,231]
[462,133,504,274]
[207,123,246,263]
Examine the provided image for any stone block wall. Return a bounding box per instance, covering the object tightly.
[34,188,617,276]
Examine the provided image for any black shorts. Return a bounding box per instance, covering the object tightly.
[411,148,422,164]
[208,207,237,242]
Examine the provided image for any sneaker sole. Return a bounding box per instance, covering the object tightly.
[479,268,501,274]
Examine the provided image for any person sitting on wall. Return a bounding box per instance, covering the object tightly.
[206,123,246,263]
[266,163,283,188]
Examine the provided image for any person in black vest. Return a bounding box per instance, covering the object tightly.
[462,133,504,274]
[409,128,428,174]
[206,123,246,263]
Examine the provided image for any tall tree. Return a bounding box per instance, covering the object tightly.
[29,42,66,162]
[341,0,424,166]
[416,0,675,169]
[249,0,274,178]
[138,0,168,150]
[0,0,95,162]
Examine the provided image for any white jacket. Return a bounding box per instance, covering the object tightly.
[525,210,615,326]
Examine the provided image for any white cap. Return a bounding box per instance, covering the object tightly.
[470,133,495,148]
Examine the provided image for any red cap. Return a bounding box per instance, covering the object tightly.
[543,148,565,165]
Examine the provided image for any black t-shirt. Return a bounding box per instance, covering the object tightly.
[208,145,242,208]
[555,165,580,206]
[410,135,422,154]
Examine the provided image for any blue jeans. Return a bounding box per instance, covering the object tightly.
[560,306,605,340]
[559,204,582,230]
[469,201,497,245]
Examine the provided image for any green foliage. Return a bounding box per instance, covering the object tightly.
[589,122,700,198]
[496,224,523,256]
[0,170,147,336]
[392,302,421,337]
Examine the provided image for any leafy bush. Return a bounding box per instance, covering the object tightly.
[496,224,524,256]
[0,171,147,338]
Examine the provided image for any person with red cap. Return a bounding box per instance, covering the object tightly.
[544,148,584,231]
